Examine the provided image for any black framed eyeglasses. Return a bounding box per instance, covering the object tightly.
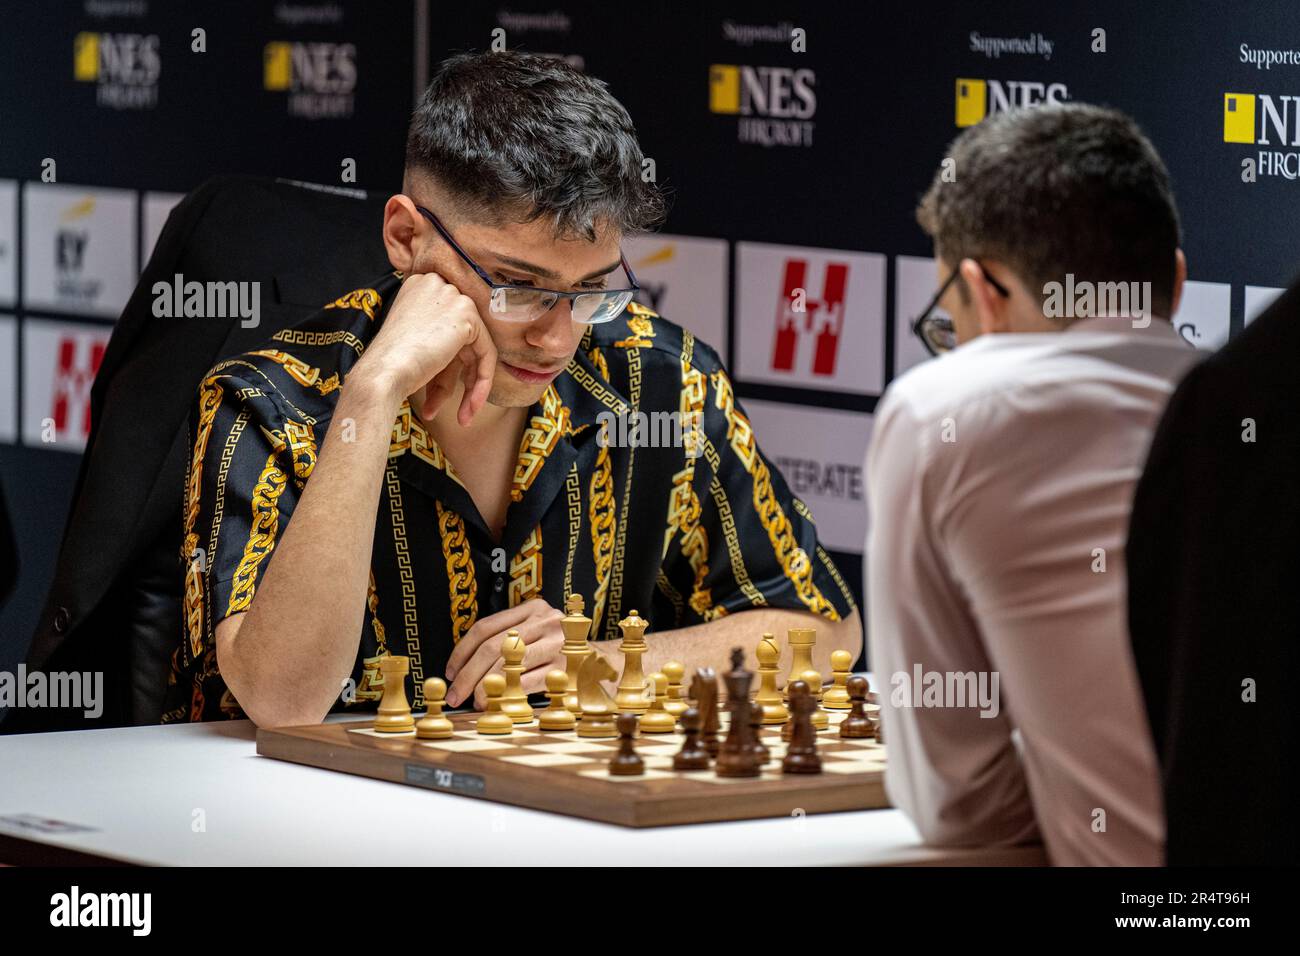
[414,204,640,325]
[910,261,1011,356]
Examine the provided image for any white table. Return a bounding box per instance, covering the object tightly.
[0,718,1046,866]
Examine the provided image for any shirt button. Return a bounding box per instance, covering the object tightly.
[53,606,72,634]
[493,576,505,594]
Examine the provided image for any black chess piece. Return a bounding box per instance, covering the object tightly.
[840,675,874,739]
[748,696,770,766]
[873,712,884,744]
[782,681,822,774]
[673,706,711,771]
[609,712,645,775]
[691,667,720,757]
[717,647,760,777]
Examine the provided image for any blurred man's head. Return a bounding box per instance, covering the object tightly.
[383,51,663,407]
[917,103,1185,345]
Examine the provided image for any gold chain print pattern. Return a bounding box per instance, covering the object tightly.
[588,347,616,631]
[323,286,382,321]
[509,526,544,606]
[436,501,478,643]
[183,377,224,659]
[512,385,572,503]
[710,369,840,621]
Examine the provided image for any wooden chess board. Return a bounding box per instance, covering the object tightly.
[256,706,889,828]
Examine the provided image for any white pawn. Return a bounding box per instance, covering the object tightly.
[539,669,576,731]
[823,649,853,711]
[640,672,677,733]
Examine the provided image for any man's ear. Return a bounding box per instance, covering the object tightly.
[958,258,1009,334]
[382,194,423,273]
[1169,248,1187,319]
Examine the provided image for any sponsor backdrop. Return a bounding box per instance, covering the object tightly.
[2,0,1298,674]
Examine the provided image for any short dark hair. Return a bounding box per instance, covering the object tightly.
[917,103,1181,318]
[406,51,665,241]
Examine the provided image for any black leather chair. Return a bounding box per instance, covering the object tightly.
[3,176,393,733]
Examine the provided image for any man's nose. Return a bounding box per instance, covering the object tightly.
[526,298,580,352]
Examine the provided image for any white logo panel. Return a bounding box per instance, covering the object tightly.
[743,398,872,553]
[23,183,136,318]
[21,318,112,451]
[621,233,728,357]
[736,241,885,394]
[0,181,15,309]
[894,255,943,378]
[142,191,185,270]
[0,315,15,443]
[1244,285,1284,327]
[1174,280,1230,351]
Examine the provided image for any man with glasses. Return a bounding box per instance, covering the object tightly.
[866,104,1200,864]
[162,51,859,727]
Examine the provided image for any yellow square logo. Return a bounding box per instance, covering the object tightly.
[709,64,740,114]
[264,42,292,91]
[1223,93,1256,144]
[74,32,99,82]
[955,78,986,127]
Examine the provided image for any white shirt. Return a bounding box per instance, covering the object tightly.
[865,317,1201,866]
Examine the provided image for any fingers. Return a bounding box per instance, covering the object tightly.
[445,601,542,678]
[447,636,506,709]
[470,636,566,709]
[458,324,498,426]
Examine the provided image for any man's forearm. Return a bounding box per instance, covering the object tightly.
[220,372,400,726]
[597,607,863,689]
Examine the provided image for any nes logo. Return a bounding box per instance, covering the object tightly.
[22,319,111,450]
[23,184,136,318]
[73,31,160,110]
[736,242,885,394]
[955,77,1069,127]
[709,64,816,147]
[1223,92,1300,178]
[620,233,728,357]
[264,41,357,118]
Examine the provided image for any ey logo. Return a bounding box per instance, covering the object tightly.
[955,78,1069,127]
[1224,93,1256,143]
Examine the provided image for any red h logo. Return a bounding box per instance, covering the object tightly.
[51,335,105,438]
[771,259,848,377]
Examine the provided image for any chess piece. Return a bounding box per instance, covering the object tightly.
[691,667,720,757]
[748,695,771,766]
[673,706,711,770]
[639,672,677,733]
[782,681,822,774]
[802,668,830,731]
[576,652,619,738]
[783,626,816,703]
[615,610,651,714]
[755,633,789,724]
[717,648,761,777]
[539,669,577,731]
[560,594,594,715]
[823,649,853,710]
[415,677,454,739]
[499,629,535,723]
[475,674,514,735]
[840,675,874,739]
[374,655,414,733]
[874,713,885,744]
[662,660,689,718]
[609,713,645,775]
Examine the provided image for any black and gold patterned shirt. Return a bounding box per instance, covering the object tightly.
[162,270,856,722]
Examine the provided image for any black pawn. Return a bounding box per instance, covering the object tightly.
[673,706,711,771]
[840,675,874,739]
[609,712,644,775]
[748,697,770,766]
[782,681,822,774]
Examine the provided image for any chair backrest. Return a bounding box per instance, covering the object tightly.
[11,176,392,731]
